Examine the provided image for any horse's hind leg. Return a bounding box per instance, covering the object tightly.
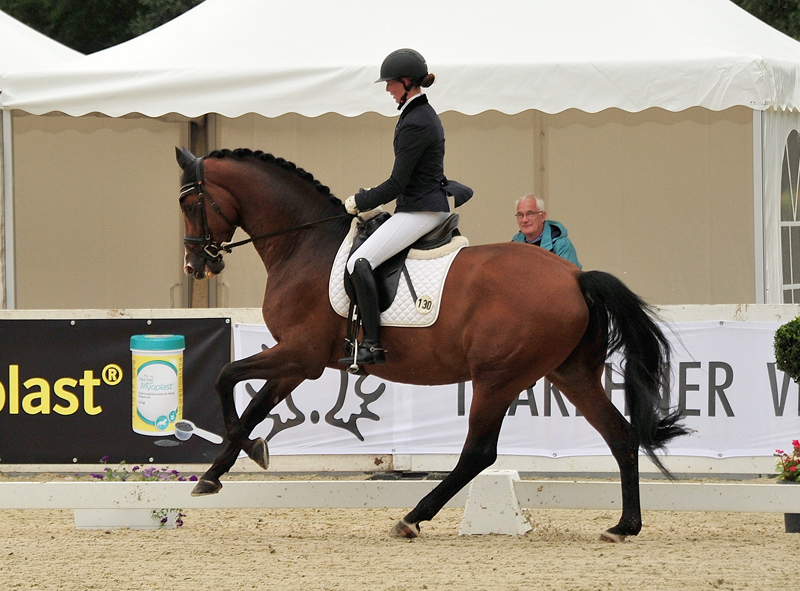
[390,383,511,538]
[548,367,642,542]
[192,377,300,496]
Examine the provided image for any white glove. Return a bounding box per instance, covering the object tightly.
[344,195,359,215]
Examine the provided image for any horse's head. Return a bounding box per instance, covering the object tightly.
[176,147,238,279]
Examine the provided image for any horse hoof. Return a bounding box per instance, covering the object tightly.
[389,519,420,539]
[599,530,627,543]
[245,437,270,470]
[191,479,222,496]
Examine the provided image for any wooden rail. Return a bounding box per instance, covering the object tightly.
[0,479,797,512]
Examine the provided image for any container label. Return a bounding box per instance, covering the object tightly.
[132,354,183,435]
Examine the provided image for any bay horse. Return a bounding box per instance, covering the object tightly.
[176,147,688,542]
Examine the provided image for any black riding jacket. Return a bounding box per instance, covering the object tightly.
[354,94,450,213]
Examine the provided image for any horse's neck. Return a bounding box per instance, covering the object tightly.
[245,208,347,278]
[222,161,348,277]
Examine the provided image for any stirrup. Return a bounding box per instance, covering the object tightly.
[338,341,386,373]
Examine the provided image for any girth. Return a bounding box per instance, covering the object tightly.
[344,212,460,312]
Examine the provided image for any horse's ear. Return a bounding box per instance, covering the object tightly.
[176,146,196,171]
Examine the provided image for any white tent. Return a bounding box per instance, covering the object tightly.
[1,0,799,118]
[0,9,81,308]
[0,10,80,71]
[1,0,799,309]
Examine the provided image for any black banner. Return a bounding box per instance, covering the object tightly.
[0,318,230,464]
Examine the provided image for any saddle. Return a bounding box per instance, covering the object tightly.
[343,212,461,312]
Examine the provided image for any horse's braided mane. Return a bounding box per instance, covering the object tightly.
[208,148,343,208]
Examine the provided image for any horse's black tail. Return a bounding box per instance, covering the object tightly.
[578,270,689,478]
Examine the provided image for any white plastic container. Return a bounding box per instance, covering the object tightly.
[131,334,185,436]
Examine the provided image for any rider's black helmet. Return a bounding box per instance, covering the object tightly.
[375,49,428,85]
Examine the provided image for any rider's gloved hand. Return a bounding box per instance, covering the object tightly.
[345,195,359,215]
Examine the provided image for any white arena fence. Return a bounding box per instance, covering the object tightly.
[1,471,799,532]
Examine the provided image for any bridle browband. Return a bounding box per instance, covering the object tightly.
[181,156,351,264]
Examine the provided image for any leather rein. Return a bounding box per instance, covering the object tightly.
[181,156,351,264]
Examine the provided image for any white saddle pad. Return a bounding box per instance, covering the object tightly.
[328,217,468,327]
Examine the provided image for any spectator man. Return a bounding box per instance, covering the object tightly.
[512,194,581,268]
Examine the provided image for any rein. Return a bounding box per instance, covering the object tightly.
[181,156,351,263]
[220,214,352,252]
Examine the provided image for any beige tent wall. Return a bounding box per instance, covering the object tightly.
[439,110,538,243]
[546,106,754,304]
[12,113,186,309]
[214,107,753,307]
[216,112,397,308]
[215,110,538,308]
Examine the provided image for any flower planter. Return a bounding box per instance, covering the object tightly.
[785,512,800,533]
[74,508,181,529]
[777,480,800,533]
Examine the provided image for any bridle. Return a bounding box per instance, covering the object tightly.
[180,156,351,265]
[181,156,238,264]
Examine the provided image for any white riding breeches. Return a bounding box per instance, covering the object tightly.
[346,211,451,273]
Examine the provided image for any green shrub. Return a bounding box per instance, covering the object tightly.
[775,317,800,382]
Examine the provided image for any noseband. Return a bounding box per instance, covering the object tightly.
[181,156,352,265]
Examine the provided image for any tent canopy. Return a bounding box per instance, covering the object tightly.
[0,10,81,74]
[2,0,800,118]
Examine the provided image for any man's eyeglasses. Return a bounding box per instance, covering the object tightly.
[515,211,544,220]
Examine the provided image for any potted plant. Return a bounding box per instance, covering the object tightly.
[773,319,800,532]
[775,441,800,533]
[774,317,800,382]
[74,457,193,529]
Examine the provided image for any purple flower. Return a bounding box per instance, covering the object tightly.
[90,473,104,479]
[100,455,110,464]
[189,475,198,482]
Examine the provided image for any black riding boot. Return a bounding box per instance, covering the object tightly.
[339,258,386,367]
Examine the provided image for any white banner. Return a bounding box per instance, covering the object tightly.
[233,322,800,458]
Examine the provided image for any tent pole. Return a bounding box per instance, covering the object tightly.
[2,109,14,310]
[752,109,765,304]
[205,114,218,308]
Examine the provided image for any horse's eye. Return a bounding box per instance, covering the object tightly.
[181,202,199,215]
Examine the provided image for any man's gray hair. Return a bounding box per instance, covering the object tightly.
[514,194,545,212]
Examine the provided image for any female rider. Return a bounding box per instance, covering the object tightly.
[340,48,452,367]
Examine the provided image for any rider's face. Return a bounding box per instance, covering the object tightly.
[386,78,408,104]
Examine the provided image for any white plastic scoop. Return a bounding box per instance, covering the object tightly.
[174,420,223,444]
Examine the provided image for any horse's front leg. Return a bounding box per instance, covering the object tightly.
[211,344,323,456]
[192,377,301,496]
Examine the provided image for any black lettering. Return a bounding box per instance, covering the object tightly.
[707,361,734,417]
[767,362,799,416]
[508,387,538,416]
[544,379,570,417]
[679,361,701,416]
